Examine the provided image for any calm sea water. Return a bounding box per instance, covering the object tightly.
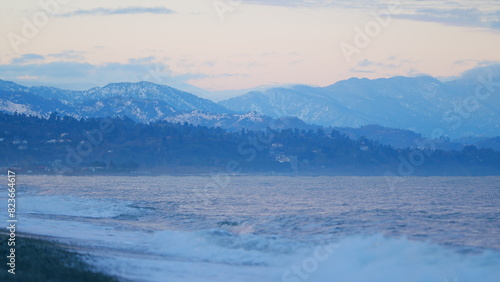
[4,175,500,281]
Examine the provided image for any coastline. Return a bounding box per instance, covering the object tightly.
[0,231,118,282]
[2,167,500,177]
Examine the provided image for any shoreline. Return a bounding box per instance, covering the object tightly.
[2,168,500,177]
[0,231,119,281]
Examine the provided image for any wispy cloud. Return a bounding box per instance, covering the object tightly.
[16,75,39,80]
[458,63,500,80]
[243,0,382,9]
[244,0,500,30]
[350,68,375,74]
[48,50,86,60]
[58,6,176,17]
[357,58,402,70]
[11,54,45,64]
[394,7,500,29]
[0,57,206,92]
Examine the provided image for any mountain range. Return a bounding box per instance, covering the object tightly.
[220,73,500,138]
[1,65,499,140]
[0,80,227,123]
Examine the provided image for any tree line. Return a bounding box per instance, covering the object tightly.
[0,112,498,175]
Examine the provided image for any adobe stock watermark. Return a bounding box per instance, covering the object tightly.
[51,118,115,174]
[213,0,242,21]
[142,63,171,85]
[7,0,71,53]
[50,90,147,175]
[384,71,500,190]
[6,170,17,275]
[193,127,275,209]
[193,118,299,211]
[282,243,339,282]
[443,72,499,131]
[339,0,400,63]
[205,117,299,189]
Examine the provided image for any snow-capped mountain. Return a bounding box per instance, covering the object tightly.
[1,64,499,139]
[0,80,229,122]
[165,110,316,132]
[80,82,228,113]
[220,74,500,138]
[0,80,75,117]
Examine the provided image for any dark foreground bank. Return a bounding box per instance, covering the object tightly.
[0,232,118,282]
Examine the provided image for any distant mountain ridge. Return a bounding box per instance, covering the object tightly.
[0,80,228,123]
[220,74,500,138]
[1,79,316,133]
[164,110,317,132]
[1,65,500,139]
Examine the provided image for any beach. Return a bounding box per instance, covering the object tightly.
[0,231,117,281]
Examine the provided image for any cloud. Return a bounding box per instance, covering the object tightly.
[16,75,39,80]
[0,57,209,94]
[357,59,400,69]
[58,6,176,17]
[48,50,86,60]
[11,54,45,64]
[491,21,500,29]
[243,0,500,30]
[350,68,374,74]
[394,7,500,30]
[358,59,375,67]
[128,56,156,64]
[243,0,380,9]
[458,63,500,81]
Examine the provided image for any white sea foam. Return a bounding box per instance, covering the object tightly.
[15,195,138,218]
[15,214,500,282]
[2,178,499,282]
[282,234,500,282]
[86,231,500,282]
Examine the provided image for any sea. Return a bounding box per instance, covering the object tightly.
[2,175,500,282]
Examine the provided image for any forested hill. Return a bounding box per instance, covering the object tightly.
[0,112,499,176]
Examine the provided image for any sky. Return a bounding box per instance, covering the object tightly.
[1,0,500,100]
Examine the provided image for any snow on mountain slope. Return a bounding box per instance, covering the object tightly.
[0,80,230,123]
[164,110,317,132]
[220,76,500,138]
[1,69,498,138]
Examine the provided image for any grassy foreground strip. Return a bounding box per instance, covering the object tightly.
[0,232,119,282]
